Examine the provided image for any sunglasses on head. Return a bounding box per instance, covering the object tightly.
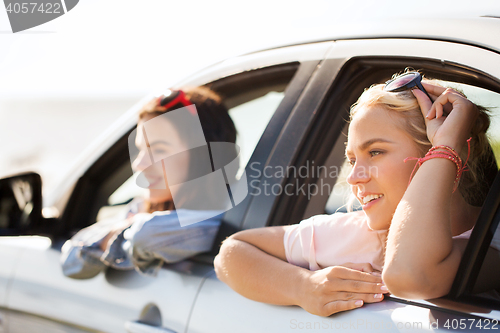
[157,89,196,115]
[384,71,433,101]
[158,90,191,108]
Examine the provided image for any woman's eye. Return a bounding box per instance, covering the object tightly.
[154,149,168,155]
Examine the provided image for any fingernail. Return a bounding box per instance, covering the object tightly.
[380,285,389,292]
[374,293,383,299]
[355,300,363,307]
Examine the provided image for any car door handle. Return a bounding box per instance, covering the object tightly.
[125,320,177,333]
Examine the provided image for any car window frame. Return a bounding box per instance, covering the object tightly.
[56,59,326,259]
[253,47,500,318]
[451,171,500,307]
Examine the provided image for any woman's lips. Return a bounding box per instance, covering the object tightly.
[361,195,383,210]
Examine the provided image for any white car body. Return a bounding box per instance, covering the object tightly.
[1,17,500,333]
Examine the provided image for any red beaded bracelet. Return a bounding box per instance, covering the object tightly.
[404,138,471,192]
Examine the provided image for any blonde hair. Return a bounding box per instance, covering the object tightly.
[349,79,496,206]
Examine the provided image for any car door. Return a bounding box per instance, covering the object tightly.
[0,240,24,332]
[187,37,500,332]
[2,42,332,333]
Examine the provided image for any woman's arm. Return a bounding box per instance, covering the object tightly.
[100,217,134,251]
[383,84,480,299]
[127,212,220,275]
[215,227,388,317]
[61,233,107,279]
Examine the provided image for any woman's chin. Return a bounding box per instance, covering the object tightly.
[147,190,172,203]
[365,215,390,231]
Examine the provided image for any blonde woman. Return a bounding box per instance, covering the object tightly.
[215,72,498,316]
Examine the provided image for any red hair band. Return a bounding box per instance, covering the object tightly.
[156,90,196,115]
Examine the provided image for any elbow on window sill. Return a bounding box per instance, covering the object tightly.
[213,252,224,281]
[382,265,449,300]
[214,237,235,283]
[214,235,243,283]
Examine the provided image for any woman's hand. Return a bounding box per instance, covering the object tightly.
[412,83,478,153]
[215,228,388,317]
[297,263,388,317]
[99,217,134,252]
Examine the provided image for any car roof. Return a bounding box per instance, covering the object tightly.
[244,17,500,55]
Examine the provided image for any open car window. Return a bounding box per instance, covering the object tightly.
[305,66,500,312]
[96,65,298,226]
[259,56,500,314]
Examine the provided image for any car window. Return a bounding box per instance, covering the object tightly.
[324,80,500,215]
[101,69,294,220]
[229,91,285,177]
[281,62,500,314]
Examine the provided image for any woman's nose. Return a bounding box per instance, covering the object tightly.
[346,162,370,185]
[132,151,151,172]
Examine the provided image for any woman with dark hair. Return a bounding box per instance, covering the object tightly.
[61,86,238,278]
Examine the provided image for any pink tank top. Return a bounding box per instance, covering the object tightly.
[284,211,387,271]
[284,211,476,272]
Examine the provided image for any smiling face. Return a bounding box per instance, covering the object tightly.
[345,105,422,230]
[132,114,190,203]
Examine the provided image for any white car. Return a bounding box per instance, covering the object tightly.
[1,16,500,333]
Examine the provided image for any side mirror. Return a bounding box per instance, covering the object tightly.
[0,172,43,236]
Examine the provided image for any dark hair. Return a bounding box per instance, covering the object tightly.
[139,86,236,144]
[138,86,238,213]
